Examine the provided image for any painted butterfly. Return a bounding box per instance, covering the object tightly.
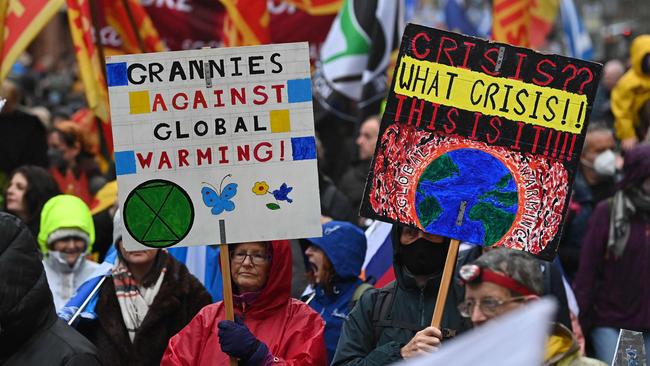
[201,174,238,215]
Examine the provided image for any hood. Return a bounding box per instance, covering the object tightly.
[302,221,367,281]
[38,194,95,254]
[617,143,650,190]
[231,240,291,318]
[0,212,55,359]
[630,35,650,77]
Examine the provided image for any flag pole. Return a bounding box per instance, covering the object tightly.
[120,0,146,52]
[67,275,108,326]
[218,219,238,366]
[88,0,107,81]
[430,238,460,328]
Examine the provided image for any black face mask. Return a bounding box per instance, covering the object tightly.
[400,238,450,276]
[47,147,67,170]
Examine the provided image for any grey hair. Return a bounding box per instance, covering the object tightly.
[471,248,543,296]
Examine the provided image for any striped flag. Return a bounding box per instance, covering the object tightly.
[362,221,395,287]
[492,0,530,47]
[220,0,270,46]
[66,0,110,123]
[103,0,166,54]
[312,0,404,123]
[0,0,65,83]
[559,0,592,60]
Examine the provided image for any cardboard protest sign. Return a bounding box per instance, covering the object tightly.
[361,24,602,260]
[613,329,647,366]
[106,43,321,250]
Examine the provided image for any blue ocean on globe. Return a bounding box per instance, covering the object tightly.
[414,148,518,245]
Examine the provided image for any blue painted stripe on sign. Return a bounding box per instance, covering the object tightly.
[287,78,312,103]
[114,150,137,175]
[291,136,317,160]
[106,62,128,87]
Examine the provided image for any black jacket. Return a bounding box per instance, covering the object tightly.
[331,227,470,365]
[77,253,212,366]
[0,212,100,365]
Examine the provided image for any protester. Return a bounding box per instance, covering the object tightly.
[560,123,618,279]
[301,221,371,363]
[458,248,605,366]
[0,80,48,185]
[574,143,650,365]
[0,212,101,365]
[162,240,327,365]
[47,121,106,205]
[611,34,650,151]
[339,115,380,220]
[591,60,625,126]
[3,165,60,238]
[38,194,100,310]
[332,226,470,365]
[77,210,212,365]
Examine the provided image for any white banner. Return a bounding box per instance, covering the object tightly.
[106,43,321,250]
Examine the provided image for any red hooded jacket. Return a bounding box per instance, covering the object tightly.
[161,240,327,365]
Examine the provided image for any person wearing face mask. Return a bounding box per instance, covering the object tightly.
[574,144,650,365]
[560,124,619,280]
[47,121,107,206]
[331,226,470,365]
[38,194,100,310]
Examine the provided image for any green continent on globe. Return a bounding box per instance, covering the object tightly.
[417,195,443,228]
[468,202,516,245]
[419,153,459,182]
[124,180,194,248]
[496,174,513,189]
[479,190,518,207]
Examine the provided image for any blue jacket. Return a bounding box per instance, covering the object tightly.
[303,221,367,364]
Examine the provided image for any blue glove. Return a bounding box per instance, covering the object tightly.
[218,316,270,365]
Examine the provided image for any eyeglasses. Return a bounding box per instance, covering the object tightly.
[230,251,269,265]
[457,297,527,318]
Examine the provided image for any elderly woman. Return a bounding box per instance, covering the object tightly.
[38,194,99,310]
[77,210,212,365]
[162,241,327,365]
[3,165,60,237]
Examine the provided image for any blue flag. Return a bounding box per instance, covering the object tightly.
[560,0,593,60]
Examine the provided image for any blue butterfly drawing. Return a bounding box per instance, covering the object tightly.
[272,183,293,203]
[201,174,238,215]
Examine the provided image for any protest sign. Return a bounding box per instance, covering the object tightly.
[613,329,647,366]
[106,42,322,251]
[394,297,556,366]
[361,24,602,260]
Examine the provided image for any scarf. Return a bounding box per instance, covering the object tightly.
[112,258,166,342]
[608,187,650,258]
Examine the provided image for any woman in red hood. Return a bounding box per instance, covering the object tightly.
[162,240,327,366]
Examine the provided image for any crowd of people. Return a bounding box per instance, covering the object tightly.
[1,16,650,365]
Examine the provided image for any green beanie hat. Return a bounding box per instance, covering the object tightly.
[38,195,95,254]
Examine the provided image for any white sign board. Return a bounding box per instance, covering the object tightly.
[106,43,321,250]
[393,298,556,366]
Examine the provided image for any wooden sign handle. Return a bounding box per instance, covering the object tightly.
[218,220,237,366]
[431,239,461,328]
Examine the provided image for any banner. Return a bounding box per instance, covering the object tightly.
[0,0,65,82]
[142,0,225,50]
[106,43,322,250]
[104,0,165,54]
[361,24,602,260]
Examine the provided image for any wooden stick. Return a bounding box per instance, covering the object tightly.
[431,238,461,328]
[120,0,146,52]
[218,220,237,366]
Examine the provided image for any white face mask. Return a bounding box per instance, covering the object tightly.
[593,149,617,177]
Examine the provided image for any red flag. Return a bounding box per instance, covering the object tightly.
[0,0,65,82]
[104,0,166,53]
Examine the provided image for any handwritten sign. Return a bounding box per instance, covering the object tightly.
[107,43,321,250]
[361,24,602,260]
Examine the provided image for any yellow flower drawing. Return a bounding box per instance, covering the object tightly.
[252,181,269,195]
